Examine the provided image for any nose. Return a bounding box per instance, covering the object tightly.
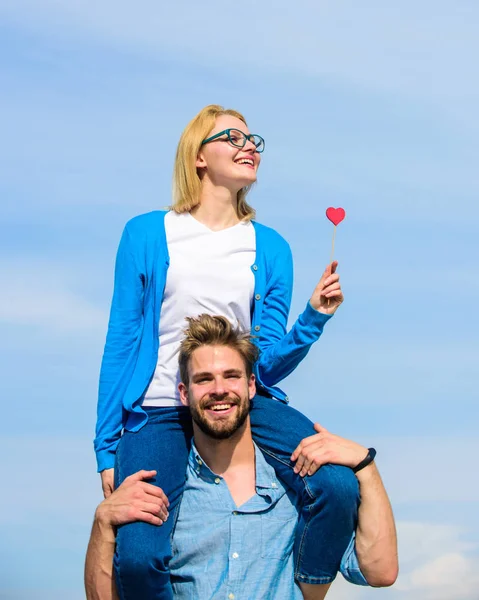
[243,137,257,153]
[210,377,227,397]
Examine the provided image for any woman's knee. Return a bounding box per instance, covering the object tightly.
[115,522,171,580]
[306,464,359,511]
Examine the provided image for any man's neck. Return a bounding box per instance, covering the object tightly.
[193,420,255,476]
[191,183,240,231]
[194,421,256,507]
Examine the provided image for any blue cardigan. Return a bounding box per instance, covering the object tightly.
[94,211,332,472]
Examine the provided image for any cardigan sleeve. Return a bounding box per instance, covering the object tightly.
[94,224,145,472]
[255,237,333,389]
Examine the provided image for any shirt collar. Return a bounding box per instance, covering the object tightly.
[189,441,219,483]
[189,440,285,494]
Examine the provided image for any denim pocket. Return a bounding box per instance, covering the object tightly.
[260,512,296,560]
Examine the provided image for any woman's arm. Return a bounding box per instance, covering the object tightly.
[256,239,342,389]
[94,224,145,473]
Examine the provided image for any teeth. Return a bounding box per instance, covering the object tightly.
[237,159,253,166]
[209,404,232,411]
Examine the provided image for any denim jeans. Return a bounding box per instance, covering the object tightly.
[113,397,359,599]
[249,395,360,584]
[113,407,193,600]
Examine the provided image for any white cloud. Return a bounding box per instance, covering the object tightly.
[394,523,479,599]
[329,520,479,599]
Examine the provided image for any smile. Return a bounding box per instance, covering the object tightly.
[204,402,237,416]
[235,158,255,168]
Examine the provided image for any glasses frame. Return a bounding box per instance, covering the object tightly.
[201,128,265,153]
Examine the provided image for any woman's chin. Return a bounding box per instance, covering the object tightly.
[237,174,257,189]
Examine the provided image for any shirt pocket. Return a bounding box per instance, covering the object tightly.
[260,510,296,560]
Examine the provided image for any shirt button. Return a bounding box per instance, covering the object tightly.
[232,511,238,515]
[284,396,289,402]
[254,325,260,331]
[197,459,203,465]
[232,552,239,559]
[214,477,221,484]
[271,482,278,488]
[228,594,235,600]
[255,294,261,300]
[252,265,258,271]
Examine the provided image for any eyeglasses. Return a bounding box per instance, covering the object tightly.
[201,128,265,153]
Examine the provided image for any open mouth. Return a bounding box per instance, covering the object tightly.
[235,158,255,169]
[204,401,237,416]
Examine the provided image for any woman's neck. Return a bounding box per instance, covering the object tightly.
[191,182,240,231]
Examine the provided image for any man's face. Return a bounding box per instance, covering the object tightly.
[178,345,256,439]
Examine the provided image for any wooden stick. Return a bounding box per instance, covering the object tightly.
[330,225,336,266]
[327,226,336,307]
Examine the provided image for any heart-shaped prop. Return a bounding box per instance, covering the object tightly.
[326,207,346,226]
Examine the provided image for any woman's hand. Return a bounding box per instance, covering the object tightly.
[100,468,115,499]
[309,261,343,315]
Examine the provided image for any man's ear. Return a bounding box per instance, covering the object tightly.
[178,382,189,407]
[248,374,256,400]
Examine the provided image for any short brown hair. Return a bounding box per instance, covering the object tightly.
[178,314,259,386]
[172,104,256,221]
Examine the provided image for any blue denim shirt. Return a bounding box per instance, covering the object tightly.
[170,442,368,599]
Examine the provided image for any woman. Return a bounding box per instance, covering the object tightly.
[95,105,359,600]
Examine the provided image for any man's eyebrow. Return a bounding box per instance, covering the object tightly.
[191,369,243,380]
[191,371,213,380]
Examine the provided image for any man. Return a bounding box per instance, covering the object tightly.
[85,315,398,600]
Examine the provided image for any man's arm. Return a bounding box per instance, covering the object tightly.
[291,424,398,587]
[84,470,169,600]
[85,509,119,600]
[354,462,398,586]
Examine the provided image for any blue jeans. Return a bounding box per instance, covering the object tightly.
[113,397,359,599]
[250,395,359,584]
[113,407,193,600]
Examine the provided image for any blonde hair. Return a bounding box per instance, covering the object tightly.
[172,104,256,220]
[178,314,259,387]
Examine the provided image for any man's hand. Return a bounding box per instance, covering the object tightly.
[291,424,368,477]
[96,470,169,528]
[309,261,343,315]
[100,468,115,499]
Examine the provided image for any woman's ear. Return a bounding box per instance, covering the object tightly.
[196,151,207,170]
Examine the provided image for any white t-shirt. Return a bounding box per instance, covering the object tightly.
[142,211,256,407]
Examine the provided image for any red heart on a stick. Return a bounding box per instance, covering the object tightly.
[326,207,346,226]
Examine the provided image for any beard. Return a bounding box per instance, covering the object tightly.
[190,394,251,440]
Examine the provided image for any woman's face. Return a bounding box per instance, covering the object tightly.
[196,115,262,192]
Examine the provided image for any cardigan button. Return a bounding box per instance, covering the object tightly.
[252,264,258,271]
[254,325,261,331]
[255,294,261,301]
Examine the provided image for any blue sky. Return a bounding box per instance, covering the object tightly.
[0,2,478,598]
